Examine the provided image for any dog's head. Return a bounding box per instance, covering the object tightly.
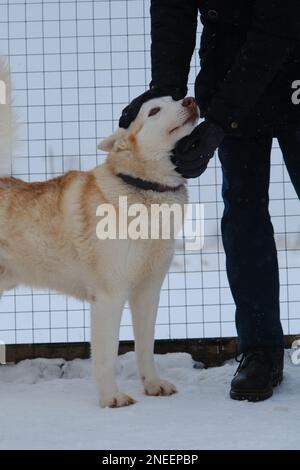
[98,96,199,186]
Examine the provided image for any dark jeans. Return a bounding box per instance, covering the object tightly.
[218,127,300,353]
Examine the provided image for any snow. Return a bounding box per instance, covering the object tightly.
[0,351,300,450]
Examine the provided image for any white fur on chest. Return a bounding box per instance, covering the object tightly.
[96,237,174,289]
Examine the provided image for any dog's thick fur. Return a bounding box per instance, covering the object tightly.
[0,64,199,407]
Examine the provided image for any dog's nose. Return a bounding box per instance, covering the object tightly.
[182,97,196,108]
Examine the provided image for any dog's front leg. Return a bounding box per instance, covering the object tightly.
[91,292,136,408]
[129,272,177,398]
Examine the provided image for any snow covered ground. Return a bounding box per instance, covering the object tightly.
[0,351,299,450]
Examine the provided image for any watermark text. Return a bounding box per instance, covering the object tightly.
[291,80,300,105]
[96,198,205,252]
[0,340,6,365]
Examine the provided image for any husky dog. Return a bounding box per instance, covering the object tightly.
[0,63,199,407]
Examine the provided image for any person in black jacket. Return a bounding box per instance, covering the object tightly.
[119,0,300,402]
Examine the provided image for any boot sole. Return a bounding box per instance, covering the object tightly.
[230,374,283,402]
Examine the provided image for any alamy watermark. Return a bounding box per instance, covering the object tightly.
[0,80,6,105]
[96,198,205,251]
[291,80,300,105]
[291,339,300,365]
[0,340,6,364]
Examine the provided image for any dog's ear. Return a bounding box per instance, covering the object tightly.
[97,128,128,152]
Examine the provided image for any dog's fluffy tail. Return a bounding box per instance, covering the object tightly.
[0,59,15,176]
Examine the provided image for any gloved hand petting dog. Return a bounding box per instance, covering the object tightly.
[119,90,225,178]
[119,86,186,129]
[171,121,225,178]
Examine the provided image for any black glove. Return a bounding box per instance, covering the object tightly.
[119,86,186,129]
[171,121,225,178]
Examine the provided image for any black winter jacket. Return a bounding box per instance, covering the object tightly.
[150,0,300,136]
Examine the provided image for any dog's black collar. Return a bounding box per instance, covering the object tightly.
[117,173,183,193]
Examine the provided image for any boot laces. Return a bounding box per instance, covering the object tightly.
[234,350,269,377]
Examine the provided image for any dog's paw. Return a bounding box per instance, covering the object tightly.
[100,392,136,408]
[144,378,177,397]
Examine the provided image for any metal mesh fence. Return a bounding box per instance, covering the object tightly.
[0,0,299,344]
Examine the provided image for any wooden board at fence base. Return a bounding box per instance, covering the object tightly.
[5,335,300,368]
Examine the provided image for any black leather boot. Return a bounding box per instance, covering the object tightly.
[230,348,284,402]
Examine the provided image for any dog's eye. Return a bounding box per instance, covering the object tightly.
[148,107,161,117]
